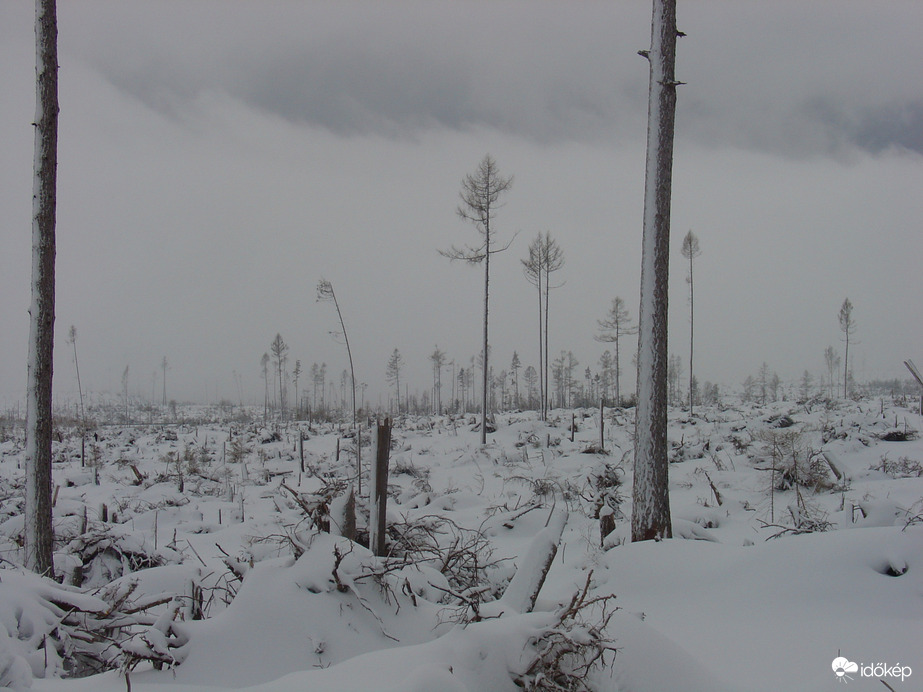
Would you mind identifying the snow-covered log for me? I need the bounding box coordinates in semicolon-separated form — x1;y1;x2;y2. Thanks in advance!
499;509;568;614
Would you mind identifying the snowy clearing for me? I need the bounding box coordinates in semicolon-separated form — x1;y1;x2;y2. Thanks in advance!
1;395;921;691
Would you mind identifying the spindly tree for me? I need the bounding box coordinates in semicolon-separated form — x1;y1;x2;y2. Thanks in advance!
291;360;302;416
680;230;701;413
261;353;270;421
522;232;564;421
633;0;681;542
318;278;358;428
386;349;404;414
67;326;85;424
270;333;288;419
160;356;169;407
441;154;514;443
823;346;840;398
509;351;521;409
429;347;447;413
838;298;856;398
595;296;637;407
24;0;59;577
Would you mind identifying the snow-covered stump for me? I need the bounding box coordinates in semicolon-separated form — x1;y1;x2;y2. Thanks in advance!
599;503;616;547
369;418;392;557
329;483;357;542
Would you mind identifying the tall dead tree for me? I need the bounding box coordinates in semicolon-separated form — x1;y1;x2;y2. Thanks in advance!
25;0;58;577
632;0;681;542
317;279;360;490
441;154;514;444
522;232;564;421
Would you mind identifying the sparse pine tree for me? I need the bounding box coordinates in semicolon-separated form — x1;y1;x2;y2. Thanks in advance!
386;349;404;415
838;298;856;398
522;232;564;421
757;362;772;405
823;346;839;399
292;360;302;417
441;154;514;443
799;370;813;402
596;297;637;407
680;230;701;414
270;334;288;419
510;351;521;409
430;347;447;413
260;353;270;421
523;365;538;409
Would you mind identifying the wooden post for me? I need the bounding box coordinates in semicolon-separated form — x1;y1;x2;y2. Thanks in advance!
369;418;391;557
571;413;576;442
298;432;304;474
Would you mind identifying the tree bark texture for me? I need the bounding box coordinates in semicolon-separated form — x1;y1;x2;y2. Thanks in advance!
481;227;490;444
632;0;678;543
370;419;391;557
25;0;58;577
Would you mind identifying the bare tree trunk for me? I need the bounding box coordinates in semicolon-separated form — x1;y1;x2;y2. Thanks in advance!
481;225;490;444
25;0;58;577
369;419;391;557
536;271;544;420
543;264;550;420
688;252;694;414
843;331;849;399
614;335;621;407
632;0;679;543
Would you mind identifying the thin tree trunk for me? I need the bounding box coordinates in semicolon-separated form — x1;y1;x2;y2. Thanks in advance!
843;333;849;399
536;272;544;420
25;0;58;577
688;252;694;415
481;219;490;444
543;266;550;420
614;334;621;407
632;0;678;543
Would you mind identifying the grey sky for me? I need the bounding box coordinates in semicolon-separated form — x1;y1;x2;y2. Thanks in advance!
1;1;921;408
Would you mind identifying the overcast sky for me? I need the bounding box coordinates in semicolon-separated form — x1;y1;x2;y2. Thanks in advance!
1;1;921;410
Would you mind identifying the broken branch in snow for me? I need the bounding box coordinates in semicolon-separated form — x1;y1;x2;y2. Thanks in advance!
515;570;620;691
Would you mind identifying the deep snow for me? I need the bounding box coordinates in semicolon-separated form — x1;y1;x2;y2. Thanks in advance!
0;395;921;691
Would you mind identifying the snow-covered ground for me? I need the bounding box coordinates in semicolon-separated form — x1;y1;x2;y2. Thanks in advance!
1;395;921;691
